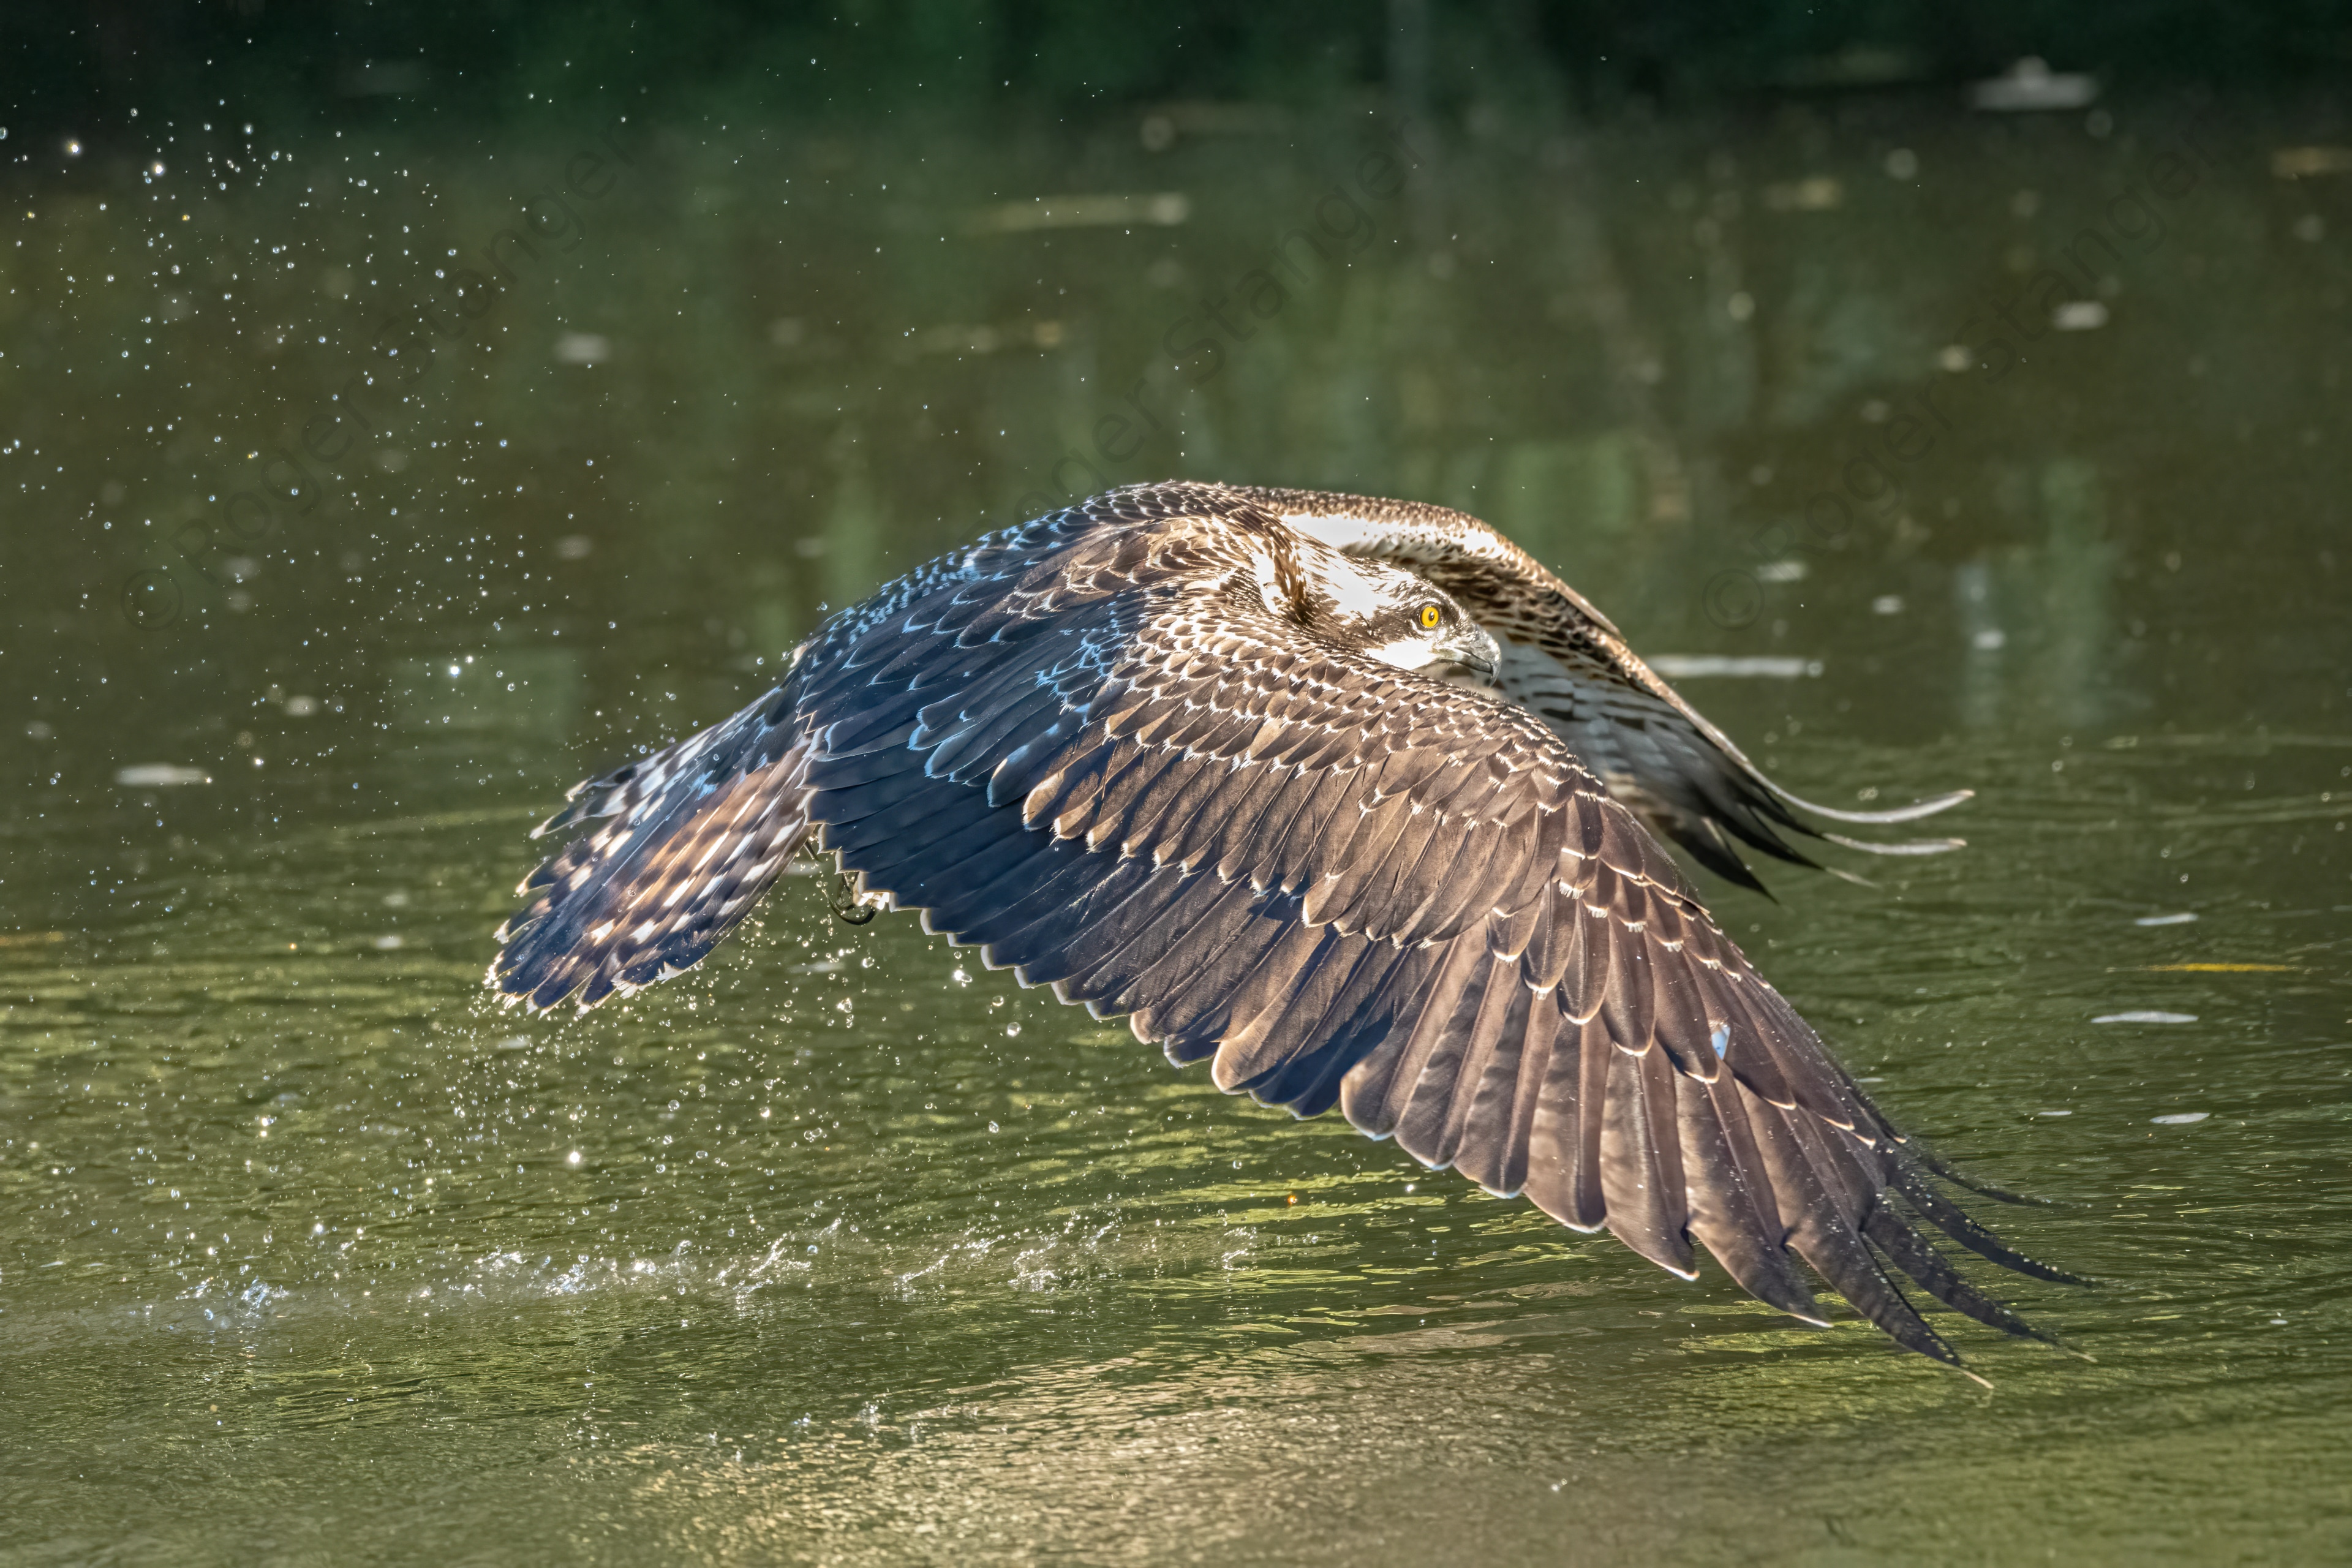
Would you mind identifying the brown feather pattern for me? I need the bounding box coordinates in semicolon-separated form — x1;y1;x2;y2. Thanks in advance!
487;480;2077;1368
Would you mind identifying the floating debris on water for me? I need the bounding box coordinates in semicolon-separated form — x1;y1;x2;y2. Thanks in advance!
555;331;612;365
114;764;211;786
904;319;1068;357
2150;1112;2211;1125
2135;912;2198;926
2144;963;2294;973
1760;176;1842;212
970;192;1189;233
2273;146;2352;179
2094;1011;2198;1023
1969;57;2099;111
1646;655;1823;679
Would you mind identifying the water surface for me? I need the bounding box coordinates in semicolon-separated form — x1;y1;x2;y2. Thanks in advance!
4;89;2350;1564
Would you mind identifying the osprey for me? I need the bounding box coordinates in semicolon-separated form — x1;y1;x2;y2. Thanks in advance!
489;481;2075;1366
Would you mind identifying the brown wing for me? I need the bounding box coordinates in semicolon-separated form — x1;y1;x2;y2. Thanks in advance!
485;492;1141;1010
781;483;2072;1366
487;693;813;1011
1236;486;1971;892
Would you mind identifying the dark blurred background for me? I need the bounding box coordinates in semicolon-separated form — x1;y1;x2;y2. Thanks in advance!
9;1;2352;137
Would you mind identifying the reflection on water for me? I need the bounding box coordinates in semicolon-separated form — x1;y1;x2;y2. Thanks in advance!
4;83;2350;1564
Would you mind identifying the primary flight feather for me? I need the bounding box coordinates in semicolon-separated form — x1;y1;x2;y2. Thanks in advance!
488;481;2075;1367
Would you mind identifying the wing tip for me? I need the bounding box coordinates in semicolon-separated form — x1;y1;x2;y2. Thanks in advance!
484;942;641;1018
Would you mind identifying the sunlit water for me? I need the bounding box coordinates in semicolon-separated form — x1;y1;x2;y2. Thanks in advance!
4;88;2350;1564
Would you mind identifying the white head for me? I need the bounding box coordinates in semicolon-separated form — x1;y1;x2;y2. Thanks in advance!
1287;546;1499;683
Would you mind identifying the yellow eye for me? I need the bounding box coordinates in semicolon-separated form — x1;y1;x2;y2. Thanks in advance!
1418;603;1443;630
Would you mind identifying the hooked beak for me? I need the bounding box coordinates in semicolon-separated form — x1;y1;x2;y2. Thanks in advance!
1425;624;1501;686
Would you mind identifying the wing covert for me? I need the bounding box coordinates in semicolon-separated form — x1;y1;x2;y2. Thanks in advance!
1237;485;1972;892
786;484;2069;1367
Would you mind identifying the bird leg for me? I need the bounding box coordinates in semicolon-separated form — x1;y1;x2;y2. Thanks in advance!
800;837;876;925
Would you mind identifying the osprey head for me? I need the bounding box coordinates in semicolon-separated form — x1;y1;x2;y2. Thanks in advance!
1291;548;1500;685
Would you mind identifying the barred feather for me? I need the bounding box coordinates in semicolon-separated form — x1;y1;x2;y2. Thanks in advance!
487;480;2071;1369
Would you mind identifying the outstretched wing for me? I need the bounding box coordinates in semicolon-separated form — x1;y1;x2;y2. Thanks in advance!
1239;486;1970;892
778;483;2070;1366
486;494;1186;1011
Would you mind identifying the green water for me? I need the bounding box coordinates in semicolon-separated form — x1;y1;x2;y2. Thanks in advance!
4;88;2350;1564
